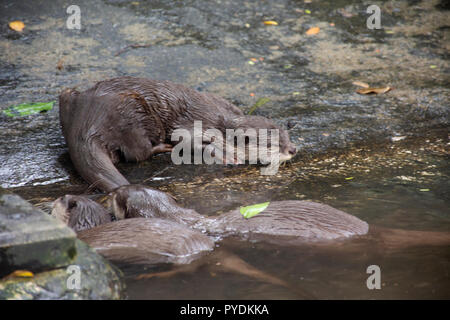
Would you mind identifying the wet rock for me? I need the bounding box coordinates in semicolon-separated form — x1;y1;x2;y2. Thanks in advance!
0;240;125;300
0;188;76;277
0;188;125;299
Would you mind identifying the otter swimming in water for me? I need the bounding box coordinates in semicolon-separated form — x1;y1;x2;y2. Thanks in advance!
109;185;369;243
51;194;302;291
59;77;297;192
52;186;450;296
52;195;215;265
109;185;450;249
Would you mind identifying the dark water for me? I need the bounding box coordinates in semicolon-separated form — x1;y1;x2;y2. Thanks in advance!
118;136;450;300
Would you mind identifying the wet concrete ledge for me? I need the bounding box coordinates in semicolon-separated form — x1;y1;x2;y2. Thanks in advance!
0;188;125;299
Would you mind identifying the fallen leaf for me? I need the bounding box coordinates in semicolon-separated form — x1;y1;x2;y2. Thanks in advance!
9;21;25;32
305;9;311;14
356;87;391;95
250;58;258;62
4;270;34;279
419;189;430;192
240;202;270;219
248;60;255;65
330;22;335;27
3;101;54;117
306;27;320;35
345;177;354;180
245;23;250;28
429;65;437;69
250;93;255;97
264;20;278;26
352;81;370;88
56;58;65;71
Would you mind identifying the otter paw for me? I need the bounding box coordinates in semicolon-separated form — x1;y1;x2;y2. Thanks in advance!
152;143;173;154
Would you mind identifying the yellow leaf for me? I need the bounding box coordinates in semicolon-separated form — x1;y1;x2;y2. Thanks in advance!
356;87;392;95
306;27;320;35
7;270;34;278
264;20;278;26
9;21;25;32
345;177;354;180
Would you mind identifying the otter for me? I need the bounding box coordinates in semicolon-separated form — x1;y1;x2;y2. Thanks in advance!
109;185;450;249
59;77;297;192
52;186;450;297
52;195;215;265
109;185;369;243
51;194;112;232
51;194;305;292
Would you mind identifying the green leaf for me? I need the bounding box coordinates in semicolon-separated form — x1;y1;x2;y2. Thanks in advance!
248;97;270;115
3;101;54;117
240;202;270;219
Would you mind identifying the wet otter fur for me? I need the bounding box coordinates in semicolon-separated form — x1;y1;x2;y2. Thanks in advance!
59;77;297;192
110;185;450;249
52;195;215;265
51;194;302;292
110;185;369;243
51;194;111;232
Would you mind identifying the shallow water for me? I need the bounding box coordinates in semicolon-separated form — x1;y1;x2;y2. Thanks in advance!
119;135;450;300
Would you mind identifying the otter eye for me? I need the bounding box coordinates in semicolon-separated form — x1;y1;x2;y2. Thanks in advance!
68;200;77;210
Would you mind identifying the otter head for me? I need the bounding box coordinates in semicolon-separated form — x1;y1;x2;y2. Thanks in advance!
108;185;179;220
206;115;296;165
51;195;111;232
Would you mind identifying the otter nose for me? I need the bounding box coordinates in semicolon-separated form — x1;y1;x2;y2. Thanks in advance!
288;146;296;155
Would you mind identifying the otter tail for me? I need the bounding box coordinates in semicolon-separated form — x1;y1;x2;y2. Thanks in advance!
59;88;130;192
70;138;130;193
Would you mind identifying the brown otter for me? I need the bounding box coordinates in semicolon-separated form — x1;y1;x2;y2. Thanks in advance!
51;194;303;292
110;185;450;249
109;185;369;243
51;194;112;232
52;195;215;265
59;77;297;192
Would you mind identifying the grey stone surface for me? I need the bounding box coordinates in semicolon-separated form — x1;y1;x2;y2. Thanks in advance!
0;189;125;299
0;240;125;300
0;188;77;276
